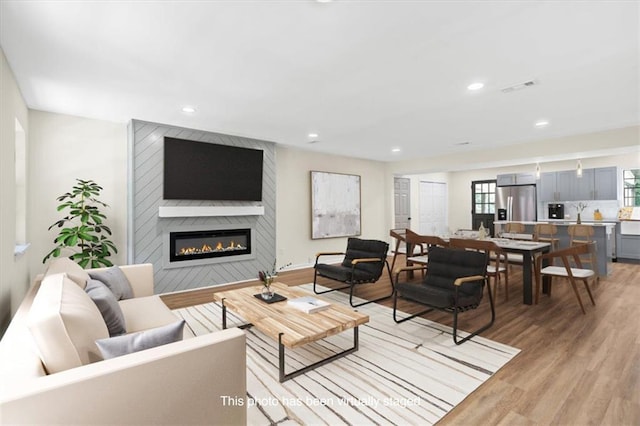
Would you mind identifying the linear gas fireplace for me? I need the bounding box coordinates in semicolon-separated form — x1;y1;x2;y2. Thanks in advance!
169;228;251;263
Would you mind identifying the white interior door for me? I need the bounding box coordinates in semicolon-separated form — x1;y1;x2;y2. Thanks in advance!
419;181;448;235
394;177;411;229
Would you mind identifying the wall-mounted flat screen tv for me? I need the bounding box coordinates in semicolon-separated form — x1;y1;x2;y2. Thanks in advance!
163;137;263;201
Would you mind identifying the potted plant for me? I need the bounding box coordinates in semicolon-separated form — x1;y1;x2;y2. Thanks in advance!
43;179;118;268
258;261;292;300
573;202;588;224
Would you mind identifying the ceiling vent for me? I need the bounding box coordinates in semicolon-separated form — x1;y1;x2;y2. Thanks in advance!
501;80;539;93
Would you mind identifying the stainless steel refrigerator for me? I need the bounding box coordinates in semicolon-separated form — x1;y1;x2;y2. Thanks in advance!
495;185;537;222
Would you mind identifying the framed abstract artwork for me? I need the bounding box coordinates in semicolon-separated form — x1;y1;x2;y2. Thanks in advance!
310;171;361;239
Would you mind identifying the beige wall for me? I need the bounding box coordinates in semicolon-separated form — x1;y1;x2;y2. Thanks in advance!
0;48;30;333
276;146;390;268
28;111;128;277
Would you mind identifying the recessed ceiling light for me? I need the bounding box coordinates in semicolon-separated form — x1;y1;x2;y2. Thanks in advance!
535;120;549;127
181;106;196;113
391;148;401;153
467;82;484;91
308;133;319;138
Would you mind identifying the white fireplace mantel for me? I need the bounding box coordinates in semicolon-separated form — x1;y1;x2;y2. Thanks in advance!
158;205;264;218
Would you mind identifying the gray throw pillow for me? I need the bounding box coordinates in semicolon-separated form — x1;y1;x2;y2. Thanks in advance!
89;266;134;300
85;279;127;337
95;320;185;360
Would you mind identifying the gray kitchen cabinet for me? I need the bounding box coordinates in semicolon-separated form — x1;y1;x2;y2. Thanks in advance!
497;173;536;186
574;168;595;200
572;166;617;201
616;221;640;260
496;174;516;186
594;166;617;200
539;170;577;201
539;172;558;201
617;234;640;260
557;170;575;200
537;167;617;202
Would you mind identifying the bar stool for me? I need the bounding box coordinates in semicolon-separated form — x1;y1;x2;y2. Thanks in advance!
568;224;599;279
534;223;560;251
504;222;525;234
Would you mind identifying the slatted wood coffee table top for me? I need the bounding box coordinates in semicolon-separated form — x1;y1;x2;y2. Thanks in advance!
213;282;369;349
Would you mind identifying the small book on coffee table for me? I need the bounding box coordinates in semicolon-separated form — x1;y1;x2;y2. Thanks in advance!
287;296;330;314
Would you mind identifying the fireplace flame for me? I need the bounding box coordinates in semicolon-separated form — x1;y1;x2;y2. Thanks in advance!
178;240;246;256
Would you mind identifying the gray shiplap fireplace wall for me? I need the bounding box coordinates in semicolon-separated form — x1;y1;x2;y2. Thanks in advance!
128;120;276;294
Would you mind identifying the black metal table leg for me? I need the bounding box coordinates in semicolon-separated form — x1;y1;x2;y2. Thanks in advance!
522;252;533;305
278;327;360;383
221;298;227;330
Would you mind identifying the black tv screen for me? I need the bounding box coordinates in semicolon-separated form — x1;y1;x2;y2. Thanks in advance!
163;137;263;201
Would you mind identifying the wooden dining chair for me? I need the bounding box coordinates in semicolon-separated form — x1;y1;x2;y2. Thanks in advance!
568;224;598;278
534;242;596;314
449;238;509;301
499;222;533;270
389;228;407;273
403;229;448;278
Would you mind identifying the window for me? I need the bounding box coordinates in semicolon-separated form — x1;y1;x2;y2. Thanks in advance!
473;181;496;214
14;118;29;258
623;169;640;206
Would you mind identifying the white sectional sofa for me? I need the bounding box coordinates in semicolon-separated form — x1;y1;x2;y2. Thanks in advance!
0;259;247;425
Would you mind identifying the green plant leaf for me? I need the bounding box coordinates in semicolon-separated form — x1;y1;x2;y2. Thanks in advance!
61;235;76;246
45;179;117;268
48;220;66;230
96;258;113;267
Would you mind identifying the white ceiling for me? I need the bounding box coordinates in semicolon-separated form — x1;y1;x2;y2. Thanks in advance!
1;1;638;162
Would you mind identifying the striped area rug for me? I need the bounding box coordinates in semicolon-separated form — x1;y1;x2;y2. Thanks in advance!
174;284;520;425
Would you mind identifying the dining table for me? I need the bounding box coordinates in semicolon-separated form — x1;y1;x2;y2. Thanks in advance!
406;237;551;305
490;238;551;305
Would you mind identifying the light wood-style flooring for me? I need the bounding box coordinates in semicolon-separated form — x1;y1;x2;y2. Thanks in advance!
162;257;640;425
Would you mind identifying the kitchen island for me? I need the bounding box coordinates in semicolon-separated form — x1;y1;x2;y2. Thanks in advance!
494;221;615;277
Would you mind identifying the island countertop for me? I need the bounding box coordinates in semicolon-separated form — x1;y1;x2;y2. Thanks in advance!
493;220;616;227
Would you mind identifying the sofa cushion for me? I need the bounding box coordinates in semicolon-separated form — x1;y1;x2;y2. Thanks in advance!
45;257;90;289
85;279;127;337
95;320;185;359
89;266;134;300
119;295;182;333
28;273;109;374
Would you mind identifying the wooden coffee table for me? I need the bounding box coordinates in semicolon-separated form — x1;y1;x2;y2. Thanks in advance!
213;282;369;382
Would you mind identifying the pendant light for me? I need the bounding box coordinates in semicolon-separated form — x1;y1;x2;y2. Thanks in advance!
535;163;541;180
576;160;583;178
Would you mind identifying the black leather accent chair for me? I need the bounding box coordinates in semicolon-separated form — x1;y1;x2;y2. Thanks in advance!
393;246;495;345
313;237;393;307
